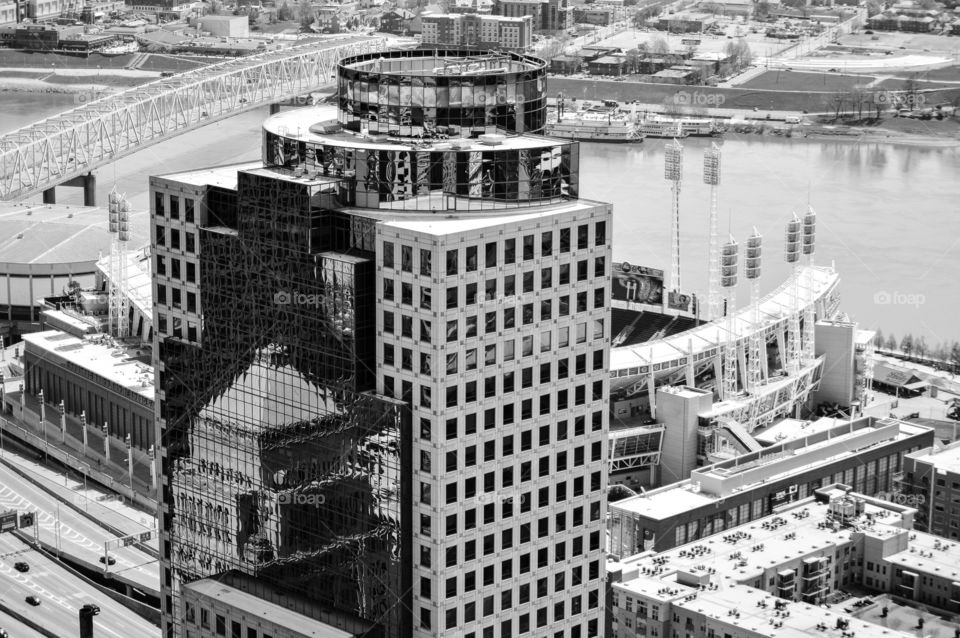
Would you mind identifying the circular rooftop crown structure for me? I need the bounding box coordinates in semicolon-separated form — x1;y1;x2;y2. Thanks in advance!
337;49;548;137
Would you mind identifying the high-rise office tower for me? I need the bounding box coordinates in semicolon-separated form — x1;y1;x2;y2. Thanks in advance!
153;49;610;638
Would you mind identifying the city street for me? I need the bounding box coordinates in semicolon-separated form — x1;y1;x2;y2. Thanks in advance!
0;534;158;638
0;460;159;597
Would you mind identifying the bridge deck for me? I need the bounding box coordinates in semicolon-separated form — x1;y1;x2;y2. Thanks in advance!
0;36;386;202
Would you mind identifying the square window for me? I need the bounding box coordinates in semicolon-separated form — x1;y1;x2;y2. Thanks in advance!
577;224;588;249
541;231;553;257
596;220;606;245
485;241;498;268
447;249;458;275
523;235;534;260
541;267;552;289
383;241;394;269
420;248;432;276
466;245;478;271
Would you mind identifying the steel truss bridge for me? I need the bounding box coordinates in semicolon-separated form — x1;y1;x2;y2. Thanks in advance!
0;36;386;202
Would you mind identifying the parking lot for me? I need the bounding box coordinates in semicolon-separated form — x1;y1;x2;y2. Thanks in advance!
591;25;799;59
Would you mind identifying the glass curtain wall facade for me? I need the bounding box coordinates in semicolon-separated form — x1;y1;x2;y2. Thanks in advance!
156;47;608;638
338;50;547;136
155;170;411;638
262;137;579;212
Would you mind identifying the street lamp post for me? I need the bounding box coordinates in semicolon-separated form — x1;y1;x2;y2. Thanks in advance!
39;389;46;461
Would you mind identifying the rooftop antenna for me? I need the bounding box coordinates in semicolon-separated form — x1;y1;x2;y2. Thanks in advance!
745;228;765;397
719;234;739;401
664;139;683;296
703;143;722;322
784;213;802;376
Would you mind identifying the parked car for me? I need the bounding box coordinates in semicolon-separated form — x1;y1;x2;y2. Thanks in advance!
25;595;41;606
14;561;28;573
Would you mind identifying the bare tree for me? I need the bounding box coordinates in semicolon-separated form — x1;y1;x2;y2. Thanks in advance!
885;333;898;351
298;0;314;28
901;334;914;359
649;35;670;55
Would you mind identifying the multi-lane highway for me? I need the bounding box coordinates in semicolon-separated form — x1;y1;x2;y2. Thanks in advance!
0;608;46;638
0;461;159;598
0;534;158;638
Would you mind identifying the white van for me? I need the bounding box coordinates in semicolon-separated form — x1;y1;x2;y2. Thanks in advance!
785;115;801;124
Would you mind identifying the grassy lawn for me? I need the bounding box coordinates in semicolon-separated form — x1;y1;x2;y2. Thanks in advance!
0;69;50;79
915;65;960;82
137;54;209;73
875;77;958;91
45;74;155;88
548;77;960;113
739;70;876;91
550;77;835;112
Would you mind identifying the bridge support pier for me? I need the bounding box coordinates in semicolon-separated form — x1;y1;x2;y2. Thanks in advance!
60;173;97;206
269;103;281;115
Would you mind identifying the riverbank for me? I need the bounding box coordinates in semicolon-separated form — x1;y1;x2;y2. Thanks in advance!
0;67;159;96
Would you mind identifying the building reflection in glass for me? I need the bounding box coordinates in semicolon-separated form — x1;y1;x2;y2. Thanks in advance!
160;170;409;638
337;49;547;136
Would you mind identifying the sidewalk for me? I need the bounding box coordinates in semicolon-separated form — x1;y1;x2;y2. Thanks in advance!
0;446;158;548
1;388;157;514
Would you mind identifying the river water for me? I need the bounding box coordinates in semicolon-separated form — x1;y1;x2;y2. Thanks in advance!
3;94;959;344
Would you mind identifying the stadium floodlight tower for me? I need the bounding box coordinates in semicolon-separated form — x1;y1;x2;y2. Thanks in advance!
719;235;739;401
801;207;817;364
703;144;722;322
745;228;765;394
107;187;131;339
665;139;684;295
784;213;803;376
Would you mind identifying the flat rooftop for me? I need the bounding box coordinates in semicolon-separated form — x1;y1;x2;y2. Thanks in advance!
885;529;960;580
906;439;960;472
183;578;356;638
753;416;848;446
153;160;261;190
0;202;149;271
672;585;913;638
22;331;154;401
612;495;917;638
611;489;960;638
346;197;610;237
263;106;569;152
611;418;930;520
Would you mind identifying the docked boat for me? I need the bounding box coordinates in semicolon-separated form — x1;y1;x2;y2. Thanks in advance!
637;115;720;139
546;111;642;143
